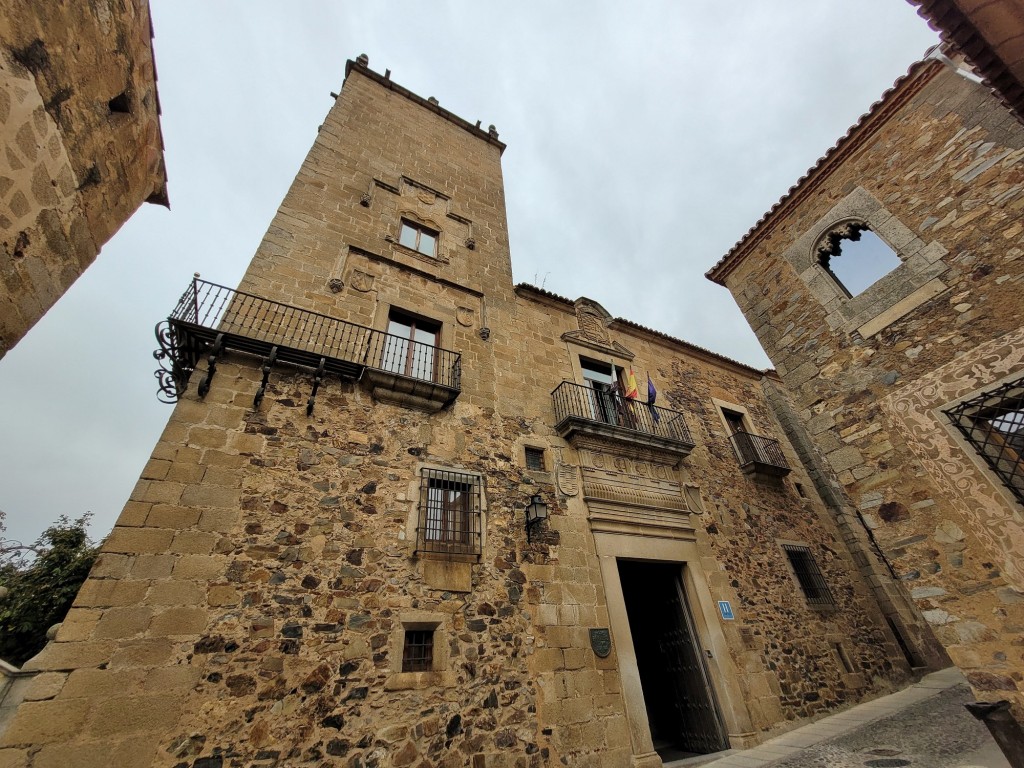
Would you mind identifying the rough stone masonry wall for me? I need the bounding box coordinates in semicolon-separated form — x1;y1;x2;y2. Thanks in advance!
0;302;917;768
647;347;909;723
503;293;917;741
0;361;550;768
0;0;166;359
722;63;1024;710
0;59;927;767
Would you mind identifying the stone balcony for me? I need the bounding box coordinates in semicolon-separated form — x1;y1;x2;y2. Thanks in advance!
154;277;460;412
551;380;695;460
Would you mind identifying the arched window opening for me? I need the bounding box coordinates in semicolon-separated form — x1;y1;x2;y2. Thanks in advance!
816;223;902;297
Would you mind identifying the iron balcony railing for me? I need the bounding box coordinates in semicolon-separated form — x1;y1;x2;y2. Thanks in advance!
729;430;790;474
551;380;694;446
154;277;461;403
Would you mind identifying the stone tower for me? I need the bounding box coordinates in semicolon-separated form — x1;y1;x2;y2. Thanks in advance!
2;57;935;768
708;53;1024;721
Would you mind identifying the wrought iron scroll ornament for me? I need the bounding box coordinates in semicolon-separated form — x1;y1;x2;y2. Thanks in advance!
153;321;193;404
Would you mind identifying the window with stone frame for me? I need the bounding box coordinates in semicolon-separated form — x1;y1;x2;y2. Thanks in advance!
945;375;1024;506
782;543;836;607
524;446;546;472
398;218;439;258
417;468;483;557
773;187;949;340
401;628;435;672
815;221;903;298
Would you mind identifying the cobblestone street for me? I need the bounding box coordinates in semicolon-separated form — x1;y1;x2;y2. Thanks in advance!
764;684;1008;768
690;669;1012;768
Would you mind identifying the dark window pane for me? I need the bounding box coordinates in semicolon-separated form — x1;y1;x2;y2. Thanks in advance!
418;470;481;556
783;544;835;606
722;409;745;435
525;447;545;471
402;629;434;672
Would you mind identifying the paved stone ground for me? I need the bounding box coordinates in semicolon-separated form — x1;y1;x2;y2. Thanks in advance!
763;684;1008;768
680;669;1011;768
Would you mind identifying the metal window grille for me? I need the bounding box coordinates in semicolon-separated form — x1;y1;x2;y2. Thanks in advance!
525;447;545;471
944;376;1024;506
782;544;835;607
417;469;482;557
401;629;434;672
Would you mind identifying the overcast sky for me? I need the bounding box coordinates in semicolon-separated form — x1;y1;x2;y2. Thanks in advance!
0;2;938;546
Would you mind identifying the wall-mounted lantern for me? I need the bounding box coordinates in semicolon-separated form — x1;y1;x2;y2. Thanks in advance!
525;494;548;542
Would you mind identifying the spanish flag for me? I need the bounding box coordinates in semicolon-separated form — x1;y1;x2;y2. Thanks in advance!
624;367;639;399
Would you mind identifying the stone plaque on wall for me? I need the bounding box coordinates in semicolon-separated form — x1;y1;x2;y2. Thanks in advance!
589;628;612;658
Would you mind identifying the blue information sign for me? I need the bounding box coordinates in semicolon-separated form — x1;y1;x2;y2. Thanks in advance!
718;600;735;620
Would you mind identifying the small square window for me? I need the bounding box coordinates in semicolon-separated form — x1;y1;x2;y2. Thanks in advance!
525;447;545;472
399;219;438;258
782;544;835;607
402;629;434;672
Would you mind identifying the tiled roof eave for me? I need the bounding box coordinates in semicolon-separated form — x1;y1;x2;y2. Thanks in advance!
705;57;945;286
911;0;1024;124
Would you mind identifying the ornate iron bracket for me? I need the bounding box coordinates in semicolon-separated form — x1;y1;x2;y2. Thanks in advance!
152;321;194;403
307;357;326;416
254;346;278;409
198;333;225;399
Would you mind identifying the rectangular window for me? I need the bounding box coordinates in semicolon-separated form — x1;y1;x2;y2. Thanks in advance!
381;310;440;382
782;544;835;607
399;219;438;258
525;446;545;472
402;629;434;672
945;376;1024;505
721;407;747;436
418;469;482;557
580;358;618;425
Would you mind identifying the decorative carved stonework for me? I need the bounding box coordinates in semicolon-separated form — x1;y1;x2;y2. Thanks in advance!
577;447;687;514
576;306;610;344
456;307;475;327
684;484;705;514
328;278;344;293
556;460;580;497
350;270;374;292
882;327;1024;589
571;297;616;346
815;220;869;266
560;331;634;361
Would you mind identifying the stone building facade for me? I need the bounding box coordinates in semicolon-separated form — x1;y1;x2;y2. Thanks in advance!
0;0;167;360
0;58;940;768
708;52;1024;718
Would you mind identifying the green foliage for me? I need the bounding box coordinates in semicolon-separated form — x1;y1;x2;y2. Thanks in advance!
0;515;97;666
